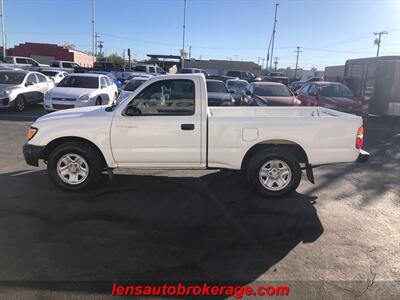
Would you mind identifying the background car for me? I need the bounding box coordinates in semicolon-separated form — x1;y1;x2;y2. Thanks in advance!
43;73;118;111
206;79;235;106
180;68;208;76
40;69;69;84
117;77;149;104
225;79;248;105
206;75;236;83
0;70;55;112
225;70;255;82
262;72;289;85
245;82;301;106
296;81;368;120
289;80;305;91
88;71;122;90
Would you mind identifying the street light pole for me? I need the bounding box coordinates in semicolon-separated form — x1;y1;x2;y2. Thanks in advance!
0;0;6;58
92;0;96;65
181;0;187;69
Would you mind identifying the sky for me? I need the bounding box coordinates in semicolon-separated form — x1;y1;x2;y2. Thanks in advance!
3;0;400;70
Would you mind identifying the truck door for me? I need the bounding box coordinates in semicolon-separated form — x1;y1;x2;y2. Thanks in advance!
110;78;203;168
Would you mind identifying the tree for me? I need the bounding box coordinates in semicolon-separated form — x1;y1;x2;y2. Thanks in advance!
96;53;125;66
63;44;76;50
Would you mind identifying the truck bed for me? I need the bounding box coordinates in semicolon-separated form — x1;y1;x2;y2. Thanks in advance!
208;106;359;118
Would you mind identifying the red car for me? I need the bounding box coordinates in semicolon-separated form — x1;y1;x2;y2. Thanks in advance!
296;82;368;120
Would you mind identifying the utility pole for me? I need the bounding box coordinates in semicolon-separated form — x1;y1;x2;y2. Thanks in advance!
181;0;187;69
273;57;279;71
294;46;302;80
374;31;388;57
269;3;279;70
97;40;104;56
0;0;5;58
94;32;100;56
189;45;191;59
91;0;96;65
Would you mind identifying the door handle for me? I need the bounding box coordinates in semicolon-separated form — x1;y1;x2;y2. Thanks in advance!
181;124;194;130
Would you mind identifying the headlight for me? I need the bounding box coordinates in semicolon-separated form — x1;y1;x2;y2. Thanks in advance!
293;98;301;106
324;103;337;109
27;127;38;140
0;90;11;96
79;94;90;101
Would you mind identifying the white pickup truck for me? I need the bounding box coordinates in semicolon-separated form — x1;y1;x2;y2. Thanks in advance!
23;74;368;197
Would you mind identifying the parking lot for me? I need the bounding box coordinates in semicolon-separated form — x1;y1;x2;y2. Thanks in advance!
0;105;399;299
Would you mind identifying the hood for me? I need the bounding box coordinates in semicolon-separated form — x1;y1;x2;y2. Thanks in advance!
0;83;20;90
36;106;108;124
322;96;362;108
48;87;95;99
258;95;296;106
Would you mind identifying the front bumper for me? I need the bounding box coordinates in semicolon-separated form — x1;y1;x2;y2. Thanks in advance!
357;149;370;162
23;143;45;167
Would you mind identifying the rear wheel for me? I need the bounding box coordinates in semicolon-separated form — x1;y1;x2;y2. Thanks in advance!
14;95;26;112
47;142;103;191
246;149;301;197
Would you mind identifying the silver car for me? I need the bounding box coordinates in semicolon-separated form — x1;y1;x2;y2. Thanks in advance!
0;70;55;112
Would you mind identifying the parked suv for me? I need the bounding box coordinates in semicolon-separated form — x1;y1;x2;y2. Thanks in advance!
1;56;47;71
50;61;81;73
225;70;255;82
0;70;55;111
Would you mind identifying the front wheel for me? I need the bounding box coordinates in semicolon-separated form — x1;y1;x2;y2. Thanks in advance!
246;149;301;198
47;142;103;191
14;95;26;112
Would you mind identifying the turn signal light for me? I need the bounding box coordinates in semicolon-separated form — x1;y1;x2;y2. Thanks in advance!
356;127;364;149
27;127;38;140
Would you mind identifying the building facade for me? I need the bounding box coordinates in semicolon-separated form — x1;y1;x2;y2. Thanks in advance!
8;42;94;67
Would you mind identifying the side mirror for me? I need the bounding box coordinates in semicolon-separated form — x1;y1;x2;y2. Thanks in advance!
125;106;142;116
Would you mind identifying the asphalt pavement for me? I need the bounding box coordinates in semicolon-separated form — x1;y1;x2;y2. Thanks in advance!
0;104;399;299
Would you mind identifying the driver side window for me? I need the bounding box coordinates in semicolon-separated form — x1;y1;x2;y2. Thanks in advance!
26;74;38;85
127;79;195;116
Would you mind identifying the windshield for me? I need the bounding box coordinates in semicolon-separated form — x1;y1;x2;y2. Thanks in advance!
320;84;354;97
254;85;292;97
227;81;247;89
133;66;147;72
206;81;228;93
124;79;146;91
0;72;26;84
57;76;99;89
40;71;58;76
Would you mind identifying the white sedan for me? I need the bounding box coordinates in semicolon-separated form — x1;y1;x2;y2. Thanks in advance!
44;73;118;111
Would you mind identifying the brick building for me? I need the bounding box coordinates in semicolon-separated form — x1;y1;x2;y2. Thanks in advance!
8;42;93;67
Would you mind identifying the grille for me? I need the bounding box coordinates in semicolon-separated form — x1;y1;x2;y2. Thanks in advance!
53;104;74;110
52;97;76;101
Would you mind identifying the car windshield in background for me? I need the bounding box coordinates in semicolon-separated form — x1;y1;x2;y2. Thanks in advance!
0;72;26;84
227;81;247;89
124;80;146;91
57;76;99;89
180;69;193;73
41;71;58;76
254;85;292;97
206;81;228;93
320;84;354;98
133;66;147;72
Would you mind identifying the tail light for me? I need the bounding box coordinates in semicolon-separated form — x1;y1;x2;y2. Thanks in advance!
356;127;364;149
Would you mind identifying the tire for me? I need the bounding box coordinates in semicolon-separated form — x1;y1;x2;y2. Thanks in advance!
246;149;301;198
95;97;102;105
14;95;26;112
47;142;103;191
